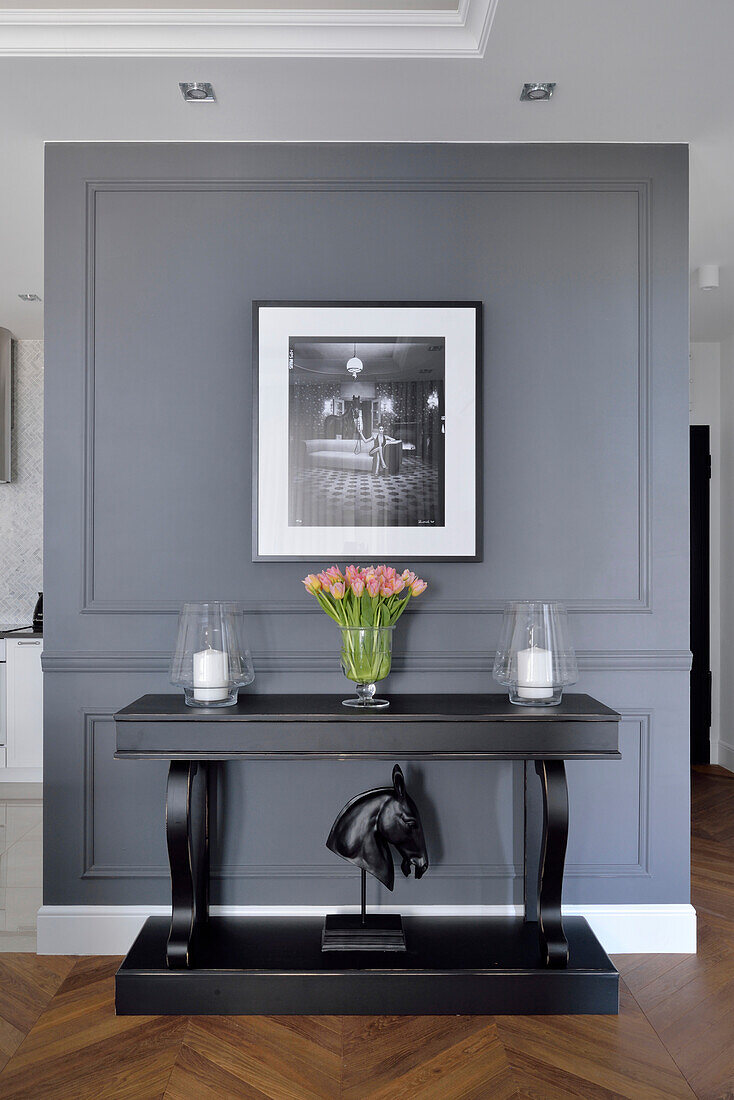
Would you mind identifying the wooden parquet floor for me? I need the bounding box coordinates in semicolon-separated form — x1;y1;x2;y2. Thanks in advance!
0;766;732;1099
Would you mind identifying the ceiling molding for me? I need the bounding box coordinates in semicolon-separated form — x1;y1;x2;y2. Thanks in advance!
0;0;498;57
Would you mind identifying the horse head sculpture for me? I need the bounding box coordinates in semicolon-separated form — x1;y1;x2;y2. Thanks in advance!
326;765;429;890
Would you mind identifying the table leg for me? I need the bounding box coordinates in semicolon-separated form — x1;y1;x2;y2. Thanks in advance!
534;760;569;968
166;760;209;969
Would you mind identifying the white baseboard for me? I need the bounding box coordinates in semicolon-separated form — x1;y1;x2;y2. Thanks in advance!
716;739;734;773
37;903;697;957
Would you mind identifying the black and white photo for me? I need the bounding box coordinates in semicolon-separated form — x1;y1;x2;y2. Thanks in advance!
288;337;445;530
254;302;480;560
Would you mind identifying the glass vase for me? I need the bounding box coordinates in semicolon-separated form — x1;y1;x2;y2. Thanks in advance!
170;601;255;708
493;600;578;706
339;626;394;708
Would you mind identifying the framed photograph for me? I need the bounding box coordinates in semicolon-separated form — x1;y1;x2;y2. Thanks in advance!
253;301;482;561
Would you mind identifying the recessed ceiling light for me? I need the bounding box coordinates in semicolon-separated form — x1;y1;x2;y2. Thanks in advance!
520;82;556;101
17;293;41;302
179;82;216;103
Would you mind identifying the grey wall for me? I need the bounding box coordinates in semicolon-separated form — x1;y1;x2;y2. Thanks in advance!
43;143;690;909
0;339;43;626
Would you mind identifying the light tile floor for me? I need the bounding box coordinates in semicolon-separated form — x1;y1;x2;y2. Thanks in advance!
0;783;42;951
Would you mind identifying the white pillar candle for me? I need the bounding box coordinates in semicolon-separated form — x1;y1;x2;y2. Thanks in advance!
516;645;554;700
193;647;229;702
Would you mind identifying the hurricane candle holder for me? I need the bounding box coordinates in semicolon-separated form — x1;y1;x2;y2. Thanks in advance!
493;600;578;706
170;601;254;708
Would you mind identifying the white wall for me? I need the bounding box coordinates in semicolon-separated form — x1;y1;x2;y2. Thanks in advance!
690;343;721;764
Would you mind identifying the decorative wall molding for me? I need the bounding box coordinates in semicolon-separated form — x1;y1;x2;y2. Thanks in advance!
44;649;693;674
566;710;651;879
81;710;652;882
0;0;498;58
80;177;652;616
37;902;698;956
82;860;524;882
84;709;524;883
83;712;111;883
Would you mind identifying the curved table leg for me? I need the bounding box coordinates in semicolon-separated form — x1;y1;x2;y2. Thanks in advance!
534;760;569;968
166;761;209;969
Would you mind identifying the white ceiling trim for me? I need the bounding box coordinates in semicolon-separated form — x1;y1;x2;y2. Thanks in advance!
0;0;498;56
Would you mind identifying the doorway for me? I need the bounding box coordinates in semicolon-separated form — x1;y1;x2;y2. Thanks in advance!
690;425;712;764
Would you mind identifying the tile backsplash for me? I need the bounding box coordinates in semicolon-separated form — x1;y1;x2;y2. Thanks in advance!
0;340;43;625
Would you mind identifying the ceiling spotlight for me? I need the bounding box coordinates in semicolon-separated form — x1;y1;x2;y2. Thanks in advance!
17;293;41;302
520;82;556;101
179;82;215;103
698;264;720;290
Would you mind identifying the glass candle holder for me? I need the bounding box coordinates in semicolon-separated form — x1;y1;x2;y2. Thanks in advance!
170;601;254;708
493;601;578;706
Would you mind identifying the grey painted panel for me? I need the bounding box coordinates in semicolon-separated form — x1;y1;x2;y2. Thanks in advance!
85;715;169;878
44;143;690;908
43;672;685;907
566;716;647;876
90;187;640;607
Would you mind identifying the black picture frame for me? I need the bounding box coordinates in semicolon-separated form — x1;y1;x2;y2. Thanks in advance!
252;300;482;563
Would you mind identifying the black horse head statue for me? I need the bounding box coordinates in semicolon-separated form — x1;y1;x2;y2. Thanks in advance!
326;765;429;890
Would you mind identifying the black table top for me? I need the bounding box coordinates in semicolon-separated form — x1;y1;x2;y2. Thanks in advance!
114;693;620;761
116;693;619;723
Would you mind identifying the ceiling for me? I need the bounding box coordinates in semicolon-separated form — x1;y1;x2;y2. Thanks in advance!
1;0;732;341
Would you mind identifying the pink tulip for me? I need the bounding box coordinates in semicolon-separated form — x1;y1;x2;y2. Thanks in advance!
345;565;360;583
402;570;417;586
330;581;345;599
325;565;343;580
366;577;380;597
302;574;321;593
410;578;427;596
351;577;365;597
392;576;406;594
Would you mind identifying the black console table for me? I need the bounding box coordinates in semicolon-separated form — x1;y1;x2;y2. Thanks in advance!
114;692;621;1016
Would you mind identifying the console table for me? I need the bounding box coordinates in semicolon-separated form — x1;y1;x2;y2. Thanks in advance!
114;692;621;1016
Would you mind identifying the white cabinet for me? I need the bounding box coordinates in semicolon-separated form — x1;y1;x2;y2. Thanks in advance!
0;655;6;767
5;637;43;774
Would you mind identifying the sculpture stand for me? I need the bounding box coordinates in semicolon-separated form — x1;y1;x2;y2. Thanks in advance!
322;870;406;952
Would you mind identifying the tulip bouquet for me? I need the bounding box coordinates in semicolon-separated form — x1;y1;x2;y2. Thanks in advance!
302;565;428;707
302;564;427;627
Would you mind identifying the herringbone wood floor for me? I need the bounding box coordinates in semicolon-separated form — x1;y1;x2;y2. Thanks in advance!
0;766;731;1099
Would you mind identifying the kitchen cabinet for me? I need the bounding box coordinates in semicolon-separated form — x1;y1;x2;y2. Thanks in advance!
0;636;43;778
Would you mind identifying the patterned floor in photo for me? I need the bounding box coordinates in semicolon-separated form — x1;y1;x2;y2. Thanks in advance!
290;455;443;528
